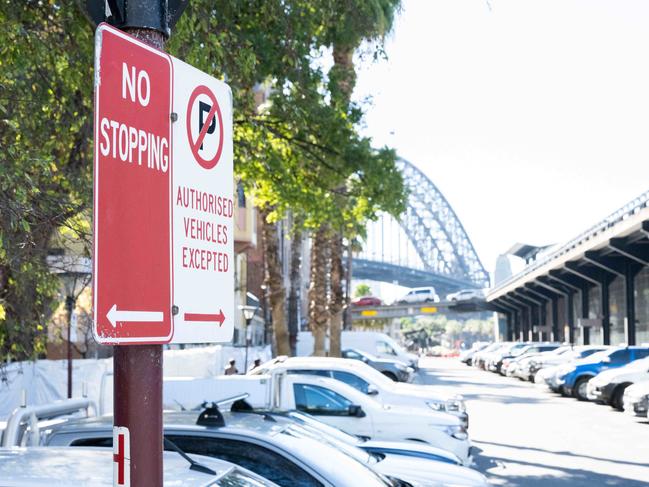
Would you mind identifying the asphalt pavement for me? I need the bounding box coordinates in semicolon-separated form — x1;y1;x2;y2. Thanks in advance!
415;357;649;486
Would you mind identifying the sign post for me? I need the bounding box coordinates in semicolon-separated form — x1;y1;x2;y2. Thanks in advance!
94;23;170;487
93;10;233;487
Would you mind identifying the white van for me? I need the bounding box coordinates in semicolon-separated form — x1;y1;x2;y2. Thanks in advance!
397;286;440;304
296;331;419;369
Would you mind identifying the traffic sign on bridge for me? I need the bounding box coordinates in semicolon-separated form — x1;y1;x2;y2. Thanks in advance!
93;24;233;345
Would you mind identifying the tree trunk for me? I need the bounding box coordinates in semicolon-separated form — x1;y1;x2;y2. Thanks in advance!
328;233;344;357
260;207;290;356
308;226;329;356
287;221;303;356
330;43;356;106
343;239;353;330
325;42;356;356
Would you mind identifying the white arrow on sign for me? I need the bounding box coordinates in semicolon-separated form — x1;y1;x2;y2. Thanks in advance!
107;304;164;328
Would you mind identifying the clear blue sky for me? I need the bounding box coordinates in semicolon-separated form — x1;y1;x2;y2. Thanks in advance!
354;0;649;276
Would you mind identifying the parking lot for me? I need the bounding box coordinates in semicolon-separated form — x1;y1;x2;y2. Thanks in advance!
416;357;649;486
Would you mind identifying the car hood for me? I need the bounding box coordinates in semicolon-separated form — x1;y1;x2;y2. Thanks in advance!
363;440;461;464
595;368;649;386
624;380;649;397
392;383;457;401
381;405;461;426
375;455;488;487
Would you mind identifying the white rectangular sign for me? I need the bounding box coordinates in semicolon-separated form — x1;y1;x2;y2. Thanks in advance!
170;57;234;343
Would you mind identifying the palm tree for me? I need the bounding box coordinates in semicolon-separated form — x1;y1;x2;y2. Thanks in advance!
308;0;402;357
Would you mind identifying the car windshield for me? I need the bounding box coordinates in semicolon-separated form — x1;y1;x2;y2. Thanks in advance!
272;428;390;486
510;344;530;356
283;424;376;465
217;468;275;487
583;349;617;362
287;411;363;445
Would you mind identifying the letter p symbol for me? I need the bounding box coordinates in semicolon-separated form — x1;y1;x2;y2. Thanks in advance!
198;101;216;150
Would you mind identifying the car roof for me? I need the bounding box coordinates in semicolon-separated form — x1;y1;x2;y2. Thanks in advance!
264;355;370;370
47;410;289;438
0;446;236;486
45;411;387;487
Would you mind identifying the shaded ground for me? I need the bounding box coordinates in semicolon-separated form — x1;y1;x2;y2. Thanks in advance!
415;357;649;486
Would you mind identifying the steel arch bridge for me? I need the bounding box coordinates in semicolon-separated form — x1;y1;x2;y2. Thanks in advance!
354;158;490;295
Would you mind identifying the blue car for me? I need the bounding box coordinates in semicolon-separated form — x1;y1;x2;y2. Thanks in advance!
555;346;649;400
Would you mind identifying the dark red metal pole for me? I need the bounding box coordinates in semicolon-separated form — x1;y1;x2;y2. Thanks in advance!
66;295;74;399
113;26;165;487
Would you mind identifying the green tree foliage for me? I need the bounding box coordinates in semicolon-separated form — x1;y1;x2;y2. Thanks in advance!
353;284;372;297
0;1;407;360
0;2;93;359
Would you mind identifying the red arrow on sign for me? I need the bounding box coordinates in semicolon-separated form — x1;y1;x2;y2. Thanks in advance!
184;310;225;326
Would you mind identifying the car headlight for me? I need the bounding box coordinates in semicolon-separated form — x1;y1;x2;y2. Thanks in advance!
442;424;468;440
395;363;407;372
446;398;466;412
406;366;414;374
638;395;649;412
427;400;446;411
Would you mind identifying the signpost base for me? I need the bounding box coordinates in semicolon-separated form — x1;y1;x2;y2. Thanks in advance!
113;345;163;486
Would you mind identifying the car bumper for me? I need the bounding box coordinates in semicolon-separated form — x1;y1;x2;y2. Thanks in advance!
624;397;648;417
397;369;414;382
587;382;615;403
450;411;469;429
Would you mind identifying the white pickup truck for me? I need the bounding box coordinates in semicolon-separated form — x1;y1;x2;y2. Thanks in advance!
164;372;471;465
251;356;468;426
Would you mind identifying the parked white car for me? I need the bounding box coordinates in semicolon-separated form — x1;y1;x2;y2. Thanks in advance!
623;380;649;417
0;447;279;487
164;374;471;465
279;374;471;465
249;356;468;426
296;331;419;369
587;356;649;409
397;286;440;304
446;289;485;302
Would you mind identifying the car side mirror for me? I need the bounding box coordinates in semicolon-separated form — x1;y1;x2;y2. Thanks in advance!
361;357;369;363
348;405;366;417
366;385;379;396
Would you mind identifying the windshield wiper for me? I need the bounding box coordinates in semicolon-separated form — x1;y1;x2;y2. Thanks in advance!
164;437;217;475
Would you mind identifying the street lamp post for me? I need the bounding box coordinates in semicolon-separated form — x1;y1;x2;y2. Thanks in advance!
239;305;258;373
47;254;91;398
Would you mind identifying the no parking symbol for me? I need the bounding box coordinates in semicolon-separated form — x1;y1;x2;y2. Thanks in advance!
186;85;224;170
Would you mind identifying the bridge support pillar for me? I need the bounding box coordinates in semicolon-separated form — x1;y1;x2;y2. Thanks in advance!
581;285;590;345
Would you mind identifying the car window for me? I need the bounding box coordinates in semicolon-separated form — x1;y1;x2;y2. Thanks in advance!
168;435;323;487
376;341;396;355
343;350;363;360
633;349;649;359
332;371;370;394
416;289;429;294
609;349;631;364
286;369;331;377
293;383;353;416
69;437;113;447
581;348;604;358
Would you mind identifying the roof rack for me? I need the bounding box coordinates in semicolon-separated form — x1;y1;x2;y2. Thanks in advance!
2;398;97;447
196;393;250;427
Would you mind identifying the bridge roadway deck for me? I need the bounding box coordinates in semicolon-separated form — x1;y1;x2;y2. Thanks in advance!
415;357;649;486
349;300;496;320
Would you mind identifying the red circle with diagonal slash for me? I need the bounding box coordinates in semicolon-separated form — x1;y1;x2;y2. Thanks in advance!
186;85;224;170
